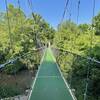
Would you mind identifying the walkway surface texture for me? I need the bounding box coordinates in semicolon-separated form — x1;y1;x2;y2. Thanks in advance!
29;48;75;100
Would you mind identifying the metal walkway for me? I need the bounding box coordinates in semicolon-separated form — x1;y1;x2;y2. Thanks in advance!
29;48;75;100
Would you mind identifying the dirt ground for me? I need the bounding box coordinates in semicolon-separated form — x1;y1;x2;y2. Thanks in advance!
0;70;36;99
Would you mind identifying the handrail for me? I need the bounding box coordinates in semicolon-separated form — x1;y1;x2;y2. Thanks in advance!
52;46;100;64
0;47;45;69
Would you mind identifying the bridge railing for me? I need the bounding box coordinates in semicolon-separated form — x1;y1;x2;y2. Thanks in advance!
0;47;45;99
52;47;100;100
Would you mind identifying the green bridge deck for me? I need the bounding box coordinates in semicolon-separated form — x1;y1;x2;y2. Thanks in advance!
29;48;75;100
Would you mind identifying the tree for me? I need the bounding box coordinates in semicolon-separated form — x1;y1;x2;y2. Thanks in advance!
0;4;55;72
78;24;90;34
54;19;100;100
93;12;100;35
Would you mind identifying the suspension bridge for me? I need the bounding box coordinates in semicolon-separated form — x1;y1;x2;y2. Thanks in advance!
28;48;75;100
0;0;100;100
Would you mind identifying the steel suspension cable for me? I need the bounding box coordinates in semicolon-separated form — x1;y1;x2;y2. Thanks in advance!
27;0;34;13
73;0;81;53
5;0;13;51
17;0;21;13
66;0;73;88
27;0;40;47
27;0;35;21
68;0;72;22
90;0;96;53
67;0;81;92
27;0;45;48
60;0;75;89
84;0;96;100
69;13;71;22
77;0;80;24
60;0;70;24
53;46;100;64
17;0;24;26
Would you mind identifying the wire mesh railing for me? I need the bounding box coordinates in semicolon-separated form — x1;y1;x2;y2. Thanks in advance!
52;47;100;100
0;47;45;99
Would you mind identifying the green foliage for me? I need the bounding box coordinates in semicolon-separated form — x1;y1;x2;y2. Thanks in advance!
93;12;100;35
0;85;22;99
0;4;55;71
0;3;100;100
0;4;54;98
4;60;25;74
54;17;100;99
79;24;90;34
54;21;80;51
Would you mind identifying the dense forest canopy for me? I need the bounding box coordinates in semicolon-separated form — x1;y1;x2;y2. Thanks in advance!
0;4;100;100
0;4;55;63
53;11;100;100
